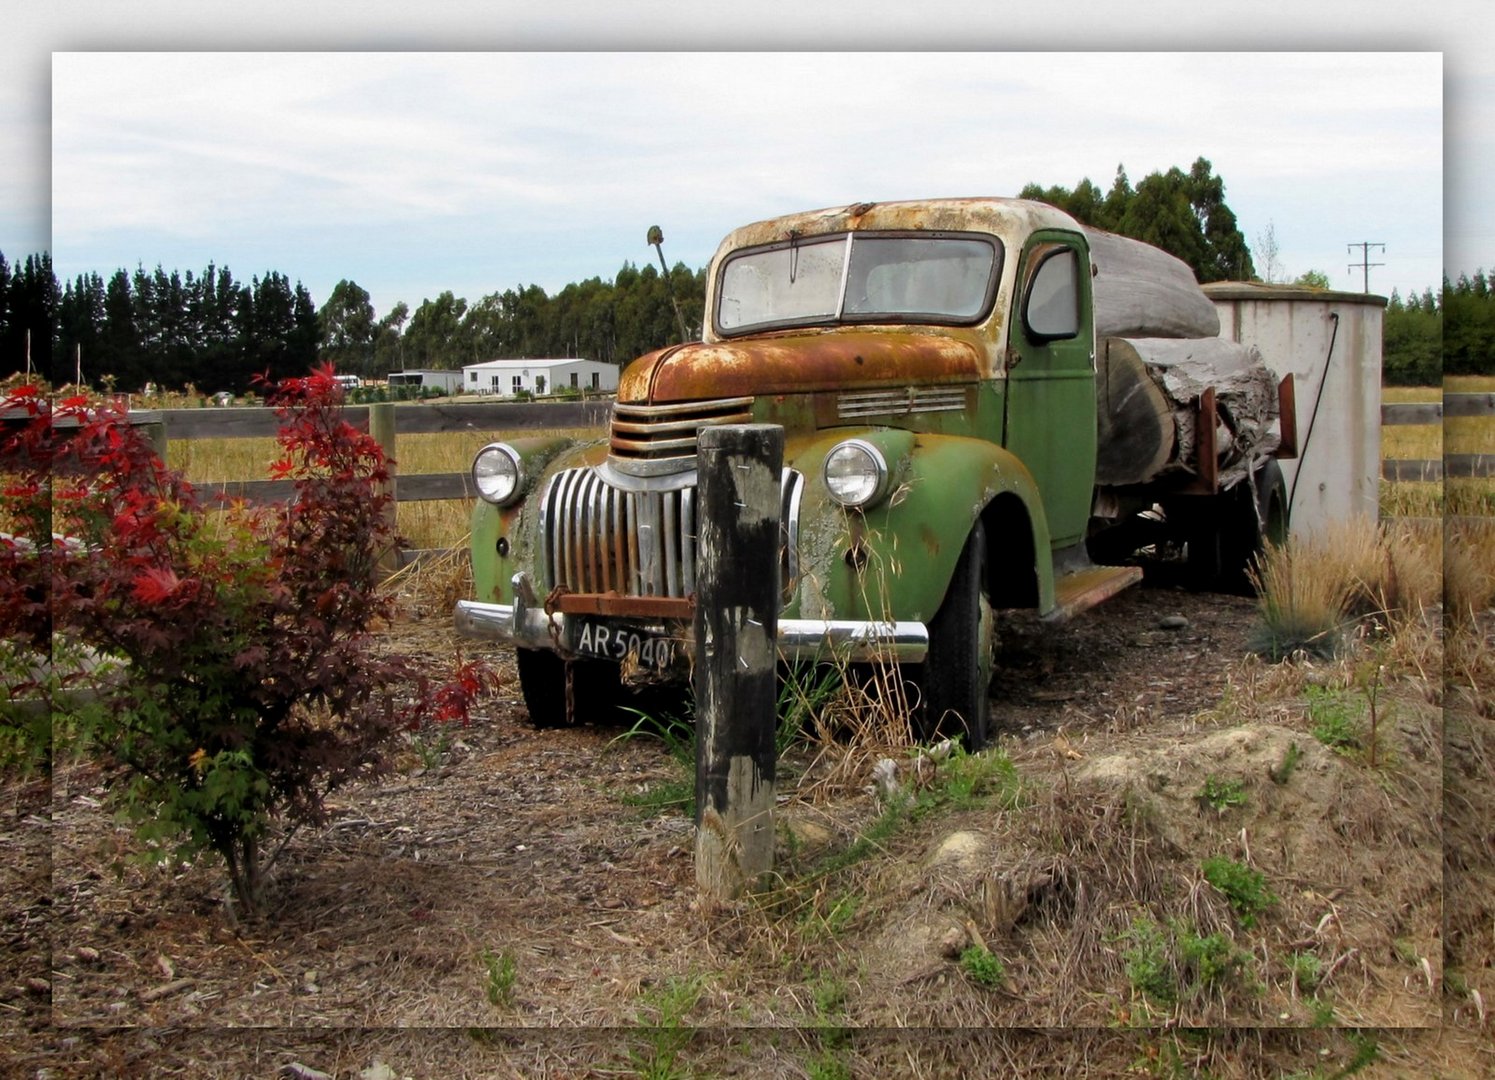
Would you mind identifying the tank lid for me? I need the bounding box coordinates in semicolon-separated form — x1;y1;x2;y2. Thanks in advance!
1202;281;1387;307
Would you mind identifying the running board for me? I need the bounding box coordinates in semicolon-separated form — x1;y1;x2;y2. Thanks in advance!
1044;564;1144;623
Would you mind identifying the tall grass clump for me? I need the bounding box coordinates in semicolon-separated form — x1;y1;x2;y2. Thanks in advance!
1247;517;1443;663
1247;521;1378;660
1446;518;1495;696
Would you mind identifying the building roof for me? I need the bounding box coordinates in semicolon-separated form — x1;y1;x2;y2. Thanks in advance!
463;358;601;371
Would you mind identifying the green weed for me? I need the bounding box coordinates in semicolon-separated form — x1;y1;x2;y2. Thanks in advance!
1201;857;1277;928
1197;774;1248;812
613;709;697;818
959;944;1006;989
1305;686;1360;755
1268;741;1303;785
628;975;704;1080
1288;951;1323;994
1177;928;1247;992
1122;916;1176;1005
480;948;517;1008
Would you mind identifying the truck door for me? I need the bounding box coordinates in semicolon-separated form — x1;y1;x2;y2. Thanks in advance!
1001;231;1097;550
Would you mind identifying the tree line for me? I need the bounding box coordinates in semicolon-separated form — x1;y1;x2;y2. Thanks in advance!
0;156;1485;392
0;248;703;393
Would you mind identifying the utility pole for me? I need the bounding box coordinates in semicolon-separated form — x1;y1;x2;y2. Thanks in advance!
1347;242;1385;294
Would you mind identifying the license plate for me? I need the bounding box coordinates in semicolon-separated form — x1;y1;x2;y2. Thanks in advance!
571;621;679;671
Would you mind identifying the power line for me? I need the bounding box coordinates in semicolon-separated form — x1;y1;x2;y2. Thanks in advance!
1347;242;1385;294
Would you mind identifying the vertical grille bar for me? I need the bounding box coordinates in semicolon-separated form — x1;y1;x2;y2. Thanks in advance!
540;466;797;601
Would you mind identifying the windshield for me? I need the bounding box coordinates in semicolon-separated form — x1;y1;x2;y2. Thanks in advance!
715;231;1001;336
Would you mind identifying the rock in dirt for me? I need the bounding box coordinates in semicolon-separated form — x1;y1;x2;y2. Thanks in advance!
1158;615;1190;631
282;1065;332;1080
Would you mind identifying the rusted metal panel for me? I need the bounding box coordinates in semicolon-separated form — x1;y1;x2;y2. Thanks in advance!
552;592;694;618
621;331;987;404
1275;374;1299;460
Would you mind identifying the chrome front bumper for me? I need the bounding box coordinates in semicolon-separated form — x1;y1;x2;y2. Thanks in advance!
454;573;929;664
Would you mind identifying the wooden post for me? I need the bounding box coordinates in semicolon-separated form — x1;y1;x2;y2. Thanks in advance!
694;424;782;900
368;402;399;573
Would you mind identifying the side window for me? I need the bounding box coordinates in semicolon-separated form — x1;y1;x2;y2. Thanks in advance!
1022;245;1080;341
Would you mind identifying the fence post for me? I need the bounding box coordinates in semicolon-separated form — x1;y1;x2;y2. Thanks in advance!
368;402;399;572
694;423;783;901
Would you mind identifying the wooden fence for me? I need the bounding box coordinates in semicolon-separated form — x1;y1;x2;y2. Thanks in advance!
132;399;611;506
1382;393;1495;482
130;391;1488;499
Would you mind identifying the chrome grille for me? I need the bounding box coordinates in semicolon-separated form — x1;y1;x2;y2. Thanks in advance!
541;466;804;601
609;397;755;476
542;468;698;598
837;386;966;419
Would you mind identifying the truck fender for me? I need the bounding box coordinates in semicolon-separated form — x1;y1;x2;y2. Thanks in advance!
788;431;1055;623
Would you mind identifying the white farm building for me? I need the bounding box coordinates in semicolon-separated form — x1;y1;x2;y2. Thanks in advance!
461;358;617;398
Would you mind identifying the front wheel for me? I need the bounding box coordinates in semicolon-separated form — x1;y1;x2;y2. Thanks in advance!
914;521;994;750
515;648;690;731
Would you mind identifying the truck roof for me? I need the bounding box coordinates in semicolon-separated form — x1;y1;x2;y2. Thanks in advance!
709;197;1083;261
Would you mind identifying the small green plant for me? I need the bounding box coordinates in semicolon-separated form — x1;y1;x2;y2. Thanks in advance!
1337;1033;1380;1077
1178;928;1247;992
1122;916;1176;1005
480;948;517;1007
628;975;703;1080
613;708;697;818
1201;856;1277;928
409;726;450;771
1306;686;1361;755
959;944;1006;989
1289;951;1323;994
810;972;849;1017
1308;994;1337;1027
1197;774;1248;812
1268;741;1303;785
777;661;844;755
823;892;860;937
812;745;1022;878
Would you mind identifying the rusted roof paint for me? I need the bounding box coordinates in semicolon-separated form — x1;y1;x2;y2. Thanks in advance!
711;198;1077;253
617;330;988;404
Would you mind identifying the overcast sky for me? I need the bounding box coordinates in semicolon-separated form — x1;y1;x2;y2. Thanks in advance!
9;6;1489;326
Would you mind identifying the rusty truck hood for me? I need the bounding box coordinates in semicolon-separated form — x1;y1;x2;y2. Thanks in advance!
618;329;989;404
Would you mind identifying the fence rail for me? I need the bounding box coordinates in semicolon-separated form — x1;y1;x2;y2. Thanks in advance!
132;399;610;505
47;389;1479;501
1381;392;1492;481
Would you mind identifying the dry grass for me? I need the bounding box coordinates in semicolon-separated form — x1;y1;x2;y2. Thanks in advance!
1248;515;1444;661
165;424;596;551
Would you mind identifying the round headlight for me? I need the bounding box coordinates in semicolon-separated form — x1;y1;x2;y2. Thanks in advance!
823;439;889;508
473;443;524;506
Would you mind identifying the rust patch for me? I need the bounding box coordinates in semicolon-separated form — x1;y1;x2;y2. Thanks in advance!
636;331;985;403
552;593;695;619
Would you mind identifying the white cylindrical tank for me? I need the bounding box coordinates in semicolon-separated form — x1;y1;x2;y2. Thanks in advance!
1203;283;1386;537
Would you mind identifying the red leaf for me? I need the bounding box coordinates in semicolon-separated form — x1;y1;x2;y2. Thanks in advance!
131;566;183;605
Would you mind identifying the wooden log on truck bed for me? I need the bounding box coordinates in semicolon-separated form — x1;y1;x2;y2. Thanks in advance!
1098;336;1282;489
1084;228;1221;340
1095;338;1176;486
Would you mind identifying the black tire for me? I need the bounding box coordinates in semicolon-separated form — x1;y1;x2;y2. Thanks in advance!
515;647;584;729
515;648;689;731
1183;459;1288;595
914;522;994;750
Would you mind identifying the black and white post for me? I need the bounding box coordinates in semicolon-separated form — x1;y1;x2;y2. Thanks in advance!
693;424;783;900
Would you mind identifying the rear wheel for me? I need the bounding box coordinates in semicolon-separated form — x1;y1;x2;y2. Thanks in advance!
1181;459;1288;594
914;522;994;750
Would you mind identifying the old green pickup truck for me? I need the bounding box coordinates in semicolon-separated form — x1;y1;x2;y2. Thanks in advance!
455;198;1293;748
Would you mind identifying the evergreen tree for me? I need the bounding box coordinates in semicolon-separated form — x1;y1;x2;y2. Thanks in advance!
318;279;377;377
1020;157;1255;282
